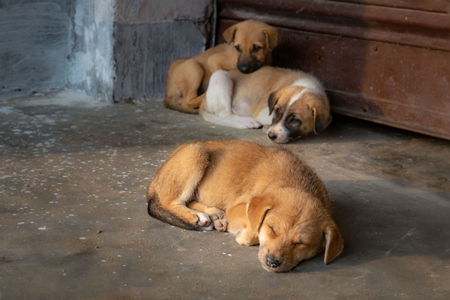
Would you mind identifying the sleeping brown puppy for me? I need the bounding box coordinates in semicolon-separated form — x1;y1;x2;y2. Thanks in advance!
164;20;279;114
200;67;332;143
147;140;344;272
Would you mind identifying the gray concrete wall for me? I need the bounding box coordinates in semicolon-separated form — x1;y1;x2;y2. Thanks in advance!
0;0;114;102
113;0;215;102
0;0;214;102
0;0;72;99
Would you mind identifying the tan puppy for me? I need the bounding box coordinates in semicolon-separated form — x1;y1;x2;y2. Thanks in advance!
200;67;332;143
147;140;344;272
164;20;279;114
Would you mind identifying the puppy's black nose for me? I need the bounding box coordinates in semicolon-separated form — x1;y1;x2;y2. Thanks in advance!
238;62;260;74
268;132;277;140
238;65;251;74
266;255;282;269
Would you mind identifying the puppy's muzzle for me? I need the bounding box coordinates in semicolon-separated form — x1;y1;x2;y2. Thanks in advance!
267;131;289;144
238;61;261;74
267;131;278;141
265;255;282;269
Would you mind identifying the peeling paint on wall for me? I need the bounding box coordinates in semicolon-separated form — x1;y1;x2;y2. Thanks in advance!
67;0;114;102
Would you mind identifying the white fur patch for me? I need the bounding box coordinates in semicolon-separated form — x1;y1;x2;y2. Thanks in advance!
197;212;210;224
197;213;214;231
291;76;325;96
254;106;271;125
205;70;233;118
267;122;289;144
286;74;327;114
203;70;261;129
287;88;309;107
202;111;261;129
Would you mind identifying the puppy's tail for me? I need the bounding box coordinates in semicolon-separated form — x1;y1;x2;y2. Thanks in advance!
147;193;197;231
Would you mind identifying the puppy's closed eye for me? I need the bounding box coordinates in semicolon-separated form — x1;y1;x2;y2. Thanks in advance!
286;114;301;126
293;240;308;247
267;225;277;237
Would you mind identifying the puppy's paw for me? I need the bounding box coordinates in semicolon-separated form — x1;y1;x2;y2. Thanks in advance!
202;207;227;231
213;215;228;232
235;229;259;246
206;209;227;232
196;213;212;228
225;115;261;129
238;116;262;129
243;117;263;129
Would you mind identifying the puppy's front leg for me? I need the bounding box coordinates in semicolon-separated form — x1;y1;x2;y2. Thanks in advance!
202;70;261;129
226;203;259;246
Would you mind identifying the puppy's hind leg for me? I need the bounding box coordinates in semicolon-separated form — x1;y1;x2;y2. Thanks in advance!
205;70;234;118
147;143;213;230
180;60;206;112
201;70;261;129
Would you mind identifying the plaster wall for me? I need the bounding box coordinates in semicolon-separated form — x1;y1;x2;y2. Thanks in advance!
0;0;213;102
68;0;114;102
0;0;72;99
0;0;114;101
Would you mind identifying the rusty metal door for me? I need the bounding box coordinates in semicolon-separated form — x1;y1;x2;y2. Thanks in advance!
217;0;450;140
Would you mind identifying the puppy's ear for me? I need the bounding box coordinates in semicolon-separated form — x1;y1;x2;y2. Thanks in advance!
323;222;344;264
263;27;279;50
268;92;279;115
247;197;272;232
310;105;332;134
223;25;237;44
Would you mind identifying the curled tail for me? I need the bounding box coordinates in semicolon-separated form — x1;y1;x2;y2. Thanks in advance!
147;193;197;230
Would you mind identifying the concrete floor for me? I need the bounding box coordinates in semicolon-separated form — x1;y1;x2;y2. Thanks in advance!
1;90;449;299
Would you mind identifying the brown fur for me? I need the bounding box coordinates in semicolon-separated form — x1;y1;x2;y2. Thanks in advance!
163;20;279;114
147;140;344;272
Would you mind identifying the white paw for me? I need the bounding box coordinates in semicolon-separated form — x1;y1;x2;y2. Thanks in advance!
227;115;261;129
196;213;214;231
197;213;211;227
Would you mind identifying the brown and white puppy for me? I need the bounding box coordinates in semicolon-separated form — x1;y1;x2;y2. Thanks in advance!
164;20;279;114
147;140;344;272
200;66;332;143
